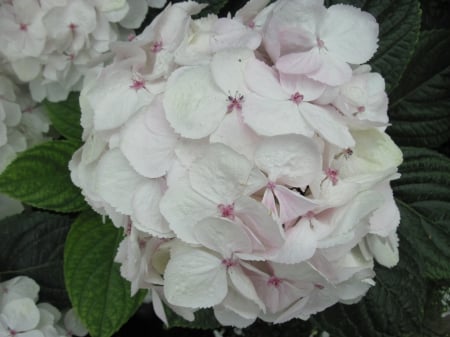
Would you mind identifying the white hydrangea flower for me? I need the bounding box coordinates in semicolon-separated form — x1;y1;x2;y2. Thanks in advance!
70;0;403;327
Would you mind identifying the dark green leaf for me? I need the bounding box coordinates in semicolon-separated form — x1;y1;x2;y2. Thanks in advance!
65;211;147;337
0;140;87;213
0;211;72;308
324;0;421;93
388;30;450;148
45;92;83;141
393;147;450;279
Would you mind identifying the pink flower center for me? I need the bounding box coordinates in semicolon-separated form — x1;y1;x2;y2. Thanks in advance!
314;283;324;290
19;23;28;31
304;211;315;220
68;23;77;31
130;79;146;91
128;33;136;41
227;93;244;113
325;168;339;185
267;181;276;191
357;106;365;113
222;258;236;269
9;328;17;336
267;276;282;288
290;92;304;105
248;20;255;29
317;38;325;49
218;203;235;220
151;41;163;53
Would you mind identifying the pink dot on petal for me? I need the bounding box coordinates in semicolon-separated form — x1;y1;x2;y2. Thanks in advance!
267;276;282;288
19;23;28;31
68;23;78;31
290;92;304;105
218;203;235;220
221;258;236;269
325;168;339;185
130;79;146;91
151;41;163;53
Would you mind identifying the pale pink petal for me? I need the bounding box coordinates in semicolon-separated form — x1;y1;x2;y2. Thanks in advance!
273;185;317;223
244;59;287;99
321;5;378;65
243;94;312;136
132;180;173;238
211;18;261;52
279;73;326;101
194;217;253;256
262;188;277;217
210;48;254;94
306;52;352;85
95;149;148;215
160;179;217;244
210;112;261;160
255;134;321;187
228;265;265;310
164;244;227;308
189;143;253;203
120;99;178;178
275;49;322;77
163;66;226;138
300;103;355;148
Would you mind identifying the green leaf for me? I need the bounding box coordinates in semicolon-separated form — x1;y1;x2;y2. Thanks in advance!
65;211;147;337
324;0;421;93
387;30;450;148
0;140;87;213
165;307;220;330
313;237;426;337
193;0;228;15
392;147;450;279
0;211;72;309
45;92;83;141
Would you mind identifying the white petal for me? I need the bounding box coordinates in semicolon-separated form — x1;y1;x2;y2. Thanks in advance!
163;66;226;138
63;309;88;337
369;182;400;236
273;185;317;223
366;233;399;268
119;0;148;28
210;48;254;94
245;58;287;100
95;149;147;214
160;179;216;244
11;58;40;82
2;298;40;331
228;265;264;310
255;134;321;187
300;103;355;148
164;245;227;308
120;98;178;178
242;94;313;137
132;180;173;238
189;143;253;203
214;305;256;328
279;73;326;101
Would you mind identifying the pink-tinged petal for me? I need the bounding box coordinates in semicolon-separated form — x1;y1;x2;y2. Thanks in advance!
210;112;261;160
321;5;378;65
163;66;226;138
243;94;312;136
262;188;277;217
120;101;178;178
234;197;284;251
189;143;253;203
255;134;321;187
235;0;270;23
164;244;227;308
279;73;326;101
95;149;148;215
273;185;317;223
245;59;287;99
300;103;355;148
132;180;173;238
214;305;256;328
306;52;352;86
369;182;400;236
210;48;254;94
275;49;322;76
160;179;216;244
211;18;262;52
228;265;265;310
194;217;253;256
243;168;268;196
273;220;318;264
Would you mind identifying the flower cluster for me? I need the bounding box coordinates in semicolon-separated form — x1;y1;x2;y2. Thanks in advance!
0;0;166;102
0;276;87;337
70;0;403;327
0;72;50;219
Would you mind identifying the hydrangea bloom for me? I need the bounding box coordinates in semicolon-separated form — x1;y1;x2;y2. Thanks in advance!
0;0;167;102
0;276;87;337
70;0;403;327
0;72;50;220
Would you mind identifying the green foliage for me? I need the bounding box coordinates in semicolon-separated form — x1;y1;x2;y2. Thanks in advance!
166;307;221;330
64;211;147;337
393;147;450;280
388;30;450;148
0;212;72;308
0;140;87;212
45;92;83;141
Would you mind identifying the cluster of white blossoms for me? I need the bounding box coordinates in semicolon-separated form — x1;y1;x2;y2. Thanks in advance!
0;0;167;102
70;0;403;327
0;276;87;337
0;72;50;219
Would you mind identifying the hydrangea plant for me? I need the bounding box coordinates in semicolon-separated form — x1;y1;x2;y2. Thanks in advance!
0;0;449;337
